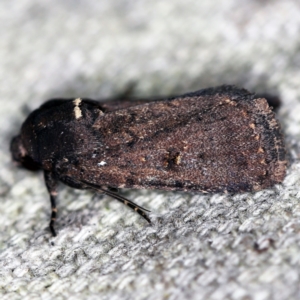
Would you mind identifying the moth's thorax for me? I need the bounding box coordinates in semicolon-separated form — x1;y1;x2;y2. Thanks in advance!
13;98;105;172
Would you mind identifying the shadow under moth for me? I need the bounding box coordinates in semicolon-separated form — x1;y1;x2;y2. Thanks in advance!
10;85;287;236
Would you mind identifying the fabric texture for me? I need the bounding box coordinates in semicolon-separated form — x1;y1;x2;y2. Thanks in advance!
1;1;300;299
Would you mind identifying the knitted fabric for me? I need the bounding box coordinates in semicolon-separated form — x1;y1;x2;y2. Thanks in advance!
1;1;300;299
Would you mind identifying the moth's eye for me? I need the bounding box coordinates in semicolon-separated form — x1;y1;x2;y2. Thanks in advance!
10;135;40;171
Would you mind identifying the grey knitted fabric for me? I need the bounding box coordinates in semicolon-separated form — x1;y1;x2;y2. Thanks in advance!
1;1;300;299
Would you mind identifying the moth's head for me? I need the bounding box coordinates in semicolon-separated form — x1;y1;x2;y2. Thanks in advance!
10;134;40;171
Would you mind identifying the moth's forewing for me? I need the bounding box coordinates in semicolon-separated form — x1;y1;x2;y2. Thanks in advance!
58;86;286;194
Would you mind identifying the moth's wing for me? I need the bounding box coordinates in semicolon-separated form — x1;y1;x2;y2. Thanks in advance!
94;97;163;112
58;86;286;194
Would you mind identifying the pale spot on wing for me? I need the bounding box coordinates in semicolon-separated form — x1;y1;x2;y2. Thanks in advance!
73;98;82;119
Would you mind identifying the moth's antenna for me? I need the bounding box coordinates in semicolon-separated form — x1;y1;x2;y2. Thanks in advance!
80;180;151;223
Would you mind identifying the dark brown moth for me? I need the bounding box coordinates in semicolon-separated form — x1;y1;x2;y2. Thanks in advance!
10;85;287;236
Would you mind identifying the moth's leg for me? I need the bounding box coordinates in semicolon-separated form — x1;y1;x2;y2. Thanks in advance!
108;186;119;193
44;171;59;236
104;189;152;223
80;180;151;223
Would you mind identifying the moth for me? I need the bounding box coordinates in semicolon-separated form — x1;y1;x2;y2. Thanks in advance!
10;85;287;236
